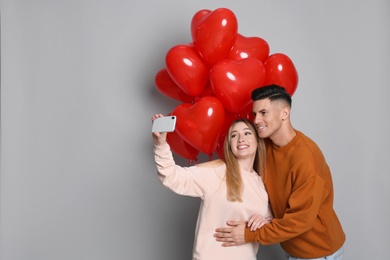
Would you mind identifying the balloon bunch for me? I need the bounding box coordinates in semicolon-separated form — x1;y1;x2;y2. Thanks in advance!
155;8;298;161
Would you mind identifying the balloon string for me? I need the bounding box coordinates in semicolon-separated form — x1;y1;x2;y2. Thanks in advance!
188;158;198;165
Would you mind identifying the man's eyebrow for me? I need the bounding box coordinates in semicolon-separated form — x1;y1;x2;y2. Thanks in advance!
253;108;267;113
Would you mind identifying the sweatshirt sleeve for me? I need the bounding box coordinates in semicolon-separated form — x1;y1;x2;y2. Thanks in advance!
245;175;325;244
154;142;209;197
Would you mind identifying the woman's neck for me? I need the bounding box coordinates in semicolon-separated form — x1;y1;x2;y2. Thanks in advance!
237;157;255;173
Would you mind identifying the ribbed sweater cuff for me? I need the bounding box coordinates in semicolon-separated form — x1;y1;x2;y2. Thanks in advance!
244;226;256;242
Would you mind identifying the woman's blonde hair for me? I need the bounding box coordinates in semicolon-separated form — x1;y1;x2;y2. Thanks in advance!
223;118;266;202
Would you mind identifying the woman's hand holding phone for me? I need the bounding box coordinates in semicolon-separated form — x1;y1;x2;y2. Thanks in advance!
151;114;176;145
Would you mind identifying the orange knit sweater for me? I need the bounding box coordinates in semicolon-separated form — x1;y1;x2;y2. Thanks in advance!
244;131;345;258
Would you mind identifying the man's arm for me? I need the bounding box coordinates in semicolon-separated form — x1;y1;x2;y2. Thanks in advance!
215;214;270;246
215;175;325;246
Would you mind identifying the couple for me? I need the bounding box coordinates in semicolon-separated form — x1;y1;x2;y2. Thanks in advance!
152;85;346;260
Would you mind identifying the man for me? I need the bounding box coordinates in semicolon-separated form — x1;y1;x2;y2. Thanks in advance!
214;85;346;259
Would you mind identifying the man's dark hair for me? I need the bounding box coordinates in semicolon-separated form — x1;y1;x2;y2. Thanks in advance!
251;84;292;107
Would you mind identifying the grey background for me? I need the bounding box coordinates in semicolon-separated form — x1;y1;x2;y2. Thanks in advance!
1;0;389;259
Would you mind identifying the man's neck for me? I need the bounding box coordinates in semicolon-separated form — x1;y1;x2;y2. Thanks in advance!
270;125;296;147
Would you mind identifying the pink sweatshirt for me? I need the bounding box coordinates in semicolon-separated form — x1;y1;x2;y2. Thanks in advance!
154;143;272;260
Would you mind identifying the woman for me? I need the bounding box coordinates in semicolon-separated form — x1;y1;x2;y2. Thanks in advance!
152;114;273;260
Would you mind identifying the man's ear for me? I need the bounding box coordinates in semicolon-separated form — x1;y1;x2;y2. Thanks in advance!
281;106;290;121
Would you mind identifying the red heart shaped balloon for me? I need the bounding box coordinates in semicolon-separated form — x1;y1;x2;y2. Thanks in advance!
228;33;270;62
236;101;255;121
210;58;266;114
215;111;241;159
263;53;299;96
197;83;215;99
165;44;209;97
167;131;199;161
191;9;211;34
172;96;225;154
155;68;194;103
191;8;238;66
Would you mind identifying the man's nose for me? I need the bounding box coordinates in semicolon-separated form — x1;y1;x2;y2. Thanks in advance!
254;115;261;123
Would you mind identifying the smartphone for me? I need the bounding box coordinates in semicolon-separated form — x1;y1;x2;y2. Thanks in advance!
152;116;177;133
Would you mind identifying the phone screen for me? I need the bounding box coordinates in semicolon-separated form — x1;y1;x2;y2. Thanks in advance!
152;116;177;132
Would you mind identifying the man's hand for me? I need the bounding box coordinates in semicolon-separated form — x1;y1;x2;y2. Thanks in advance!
214;221;246;247
247;214;269;231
